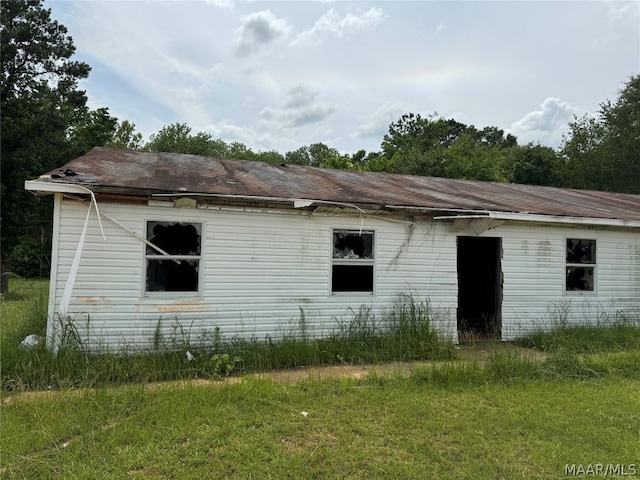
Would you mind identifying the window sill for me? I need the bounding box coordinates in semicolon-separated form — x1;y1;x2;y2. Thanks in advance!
330;292;375;297
142;291;203;299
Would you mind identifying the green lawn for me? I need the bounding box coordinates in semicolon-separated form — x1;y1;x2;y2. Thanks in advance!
2;373;639;479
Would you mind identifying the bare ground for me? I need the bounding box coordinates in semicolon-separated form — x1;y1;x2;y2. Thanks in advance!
252;342;547;383
2;342;547;405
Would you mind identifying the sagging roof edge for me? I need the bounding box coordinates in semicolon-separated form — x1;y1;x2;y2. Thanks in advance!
25;180;640;229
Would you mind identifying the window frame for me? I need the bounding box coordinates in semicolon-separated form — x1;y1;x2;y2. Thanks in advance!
330;228;376;295
143;220;203;297
564;237;596;294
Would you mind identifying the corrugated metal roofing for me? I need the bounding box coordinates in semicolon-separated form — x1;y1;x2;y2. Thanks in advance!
32;147;640;222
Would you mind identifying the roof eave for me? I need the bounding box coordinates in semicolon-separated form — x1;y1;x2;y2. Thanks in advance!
434;211;640;229
25;180;95;196
26;180;640;228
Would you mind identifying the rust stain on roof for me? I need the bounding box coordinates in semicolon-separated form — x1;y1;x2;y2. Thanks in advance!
35;147;640;222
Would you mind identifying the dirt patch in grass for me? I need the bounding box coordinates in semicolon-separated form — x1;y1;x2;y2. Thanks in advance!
255;342;547;383
2;342;546;404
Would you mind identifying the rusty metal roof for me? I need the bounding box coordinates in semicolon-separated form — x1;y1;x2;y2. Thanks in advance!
30;147;640;222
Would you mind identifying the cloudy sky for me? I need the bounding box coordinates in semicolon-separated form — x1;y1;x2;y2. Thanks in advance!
48;0;639;155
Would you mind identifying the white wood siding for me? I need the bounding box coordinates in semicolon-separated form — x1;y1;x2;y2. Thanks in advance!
50;200;458;351
493;223;640;340
48;198;640;351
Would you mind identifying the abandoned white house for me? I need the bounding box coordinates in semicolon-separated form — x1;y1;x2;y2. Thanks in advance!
25;147;640;351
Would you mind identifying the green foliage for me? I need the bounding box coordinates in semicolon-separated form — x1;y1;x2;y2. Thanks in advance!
560;74;640;193
6;231;50;278
146;123;219;156
5;280;639;392
284;142;340;167
379;112;517;181
106;120;144;150
440;132;507;181
516;322;640;354
67;107;118;156
502;143;562;186
253;149;286;164
144;122;286;163
0;0;90;99
0;278;49;387
206;353;244;376
0;0;128;281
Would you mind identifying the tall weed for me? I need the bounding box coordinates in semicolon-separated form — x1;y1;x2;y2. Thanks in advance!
2;290;455;391
517;322;640;353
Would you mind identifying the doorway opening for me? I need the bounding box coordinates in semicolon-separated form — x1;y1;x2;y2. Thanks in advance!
457;236;502;340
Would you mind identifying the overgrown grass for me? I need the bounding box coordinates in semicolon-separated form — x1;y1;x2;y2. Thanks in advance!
516;321;640;353
228;296;454;371
3;279;640;392
1;283;455;391
514;316;640;381
1;278;49;381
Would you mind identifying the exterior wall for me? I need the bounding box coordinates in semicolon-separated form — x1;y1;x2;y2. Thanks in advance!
492;222;640;340
48;199;458;351
48;197;640;351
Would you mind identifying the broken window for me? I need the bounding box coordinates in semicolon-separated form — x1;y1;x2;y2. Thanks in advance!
565;238;595;292
331;230;374;293
145;221;201;293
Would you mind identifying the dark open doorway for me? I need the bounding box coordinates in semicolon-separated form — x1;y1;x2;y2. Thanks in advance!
457;236;502;339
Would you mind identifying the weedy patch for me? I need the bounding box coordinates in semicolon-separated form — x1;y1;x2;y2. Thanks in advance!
2;288;456;391
3;280;639;392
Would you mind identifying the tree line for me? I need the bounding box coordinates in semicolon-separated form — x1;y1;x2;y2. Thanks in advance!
1;0;639;284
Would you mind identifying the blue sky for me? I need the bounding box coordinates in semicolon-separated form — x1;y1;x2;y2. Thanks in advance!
48;0;639;155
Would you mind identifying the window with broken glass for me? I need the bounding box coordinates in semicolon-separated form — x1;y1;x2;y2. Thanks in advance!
332;230;374;293
145;221;202;293
565;238;596;292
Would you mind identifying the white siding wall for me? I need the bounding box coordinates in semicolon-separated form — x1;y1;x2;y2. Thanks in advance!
49;198;640;351
50;200;458;351
492;223;640;340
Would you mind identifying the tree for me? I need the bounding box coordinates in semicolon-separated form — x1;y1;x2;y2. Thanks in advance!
1;0;91;286
145;123;248;159
503;144;561;186
106;120;144;150
380;113;517;180
441;133;507;182
227;141;257;161
146;123;213;156
284;143;341;167
253;150;285;164
68;107;118;156
560;75;640;193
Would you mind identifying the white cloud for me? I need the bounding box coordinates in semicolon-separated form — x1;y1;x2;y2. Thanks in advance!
201;120;288;153
508;98;585;148
284;84;319;109
204;0;235;9
293;7;385;46
260;83;335;129
352;103;405;141
46;1;639;155
235;10;291;57
592;1;639;50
